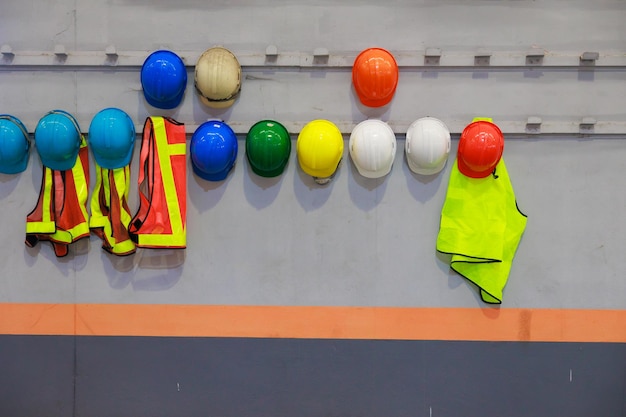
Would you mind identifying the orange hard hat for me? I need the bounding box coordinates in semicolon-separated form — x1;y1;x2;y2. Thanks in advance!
352;48;399;107
457;120;504;178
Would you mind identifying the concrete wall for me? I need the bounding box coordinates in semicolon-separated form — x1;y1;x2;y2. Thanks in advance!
1;1;625;416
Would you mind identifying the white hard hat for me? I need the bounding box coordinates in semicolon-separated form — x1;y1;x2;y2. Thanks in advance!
405;117;451;175
349;119;397;179
194;47;241;109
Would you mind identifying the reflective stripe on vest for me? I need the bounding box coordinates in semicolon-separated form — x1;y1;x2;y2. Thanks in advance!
90;163;136;256
25;136;90;257
128;116;186;248
436;158;527;304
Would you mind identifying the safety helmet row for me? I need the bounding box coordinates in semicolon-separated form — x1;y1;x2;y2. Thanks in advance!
349;119;396;179
35;110;83;171
188;117;503;183
141;50;188;110
140;46;399;111
0;115;31;174
31;109;136;172
246;120;291;178
194;47;242;109
405;117;451;176
88;108;136;169
141;47;242;110
352;47;399;108
190;120;238;181
457;118;504;178
25;111;502;182
296;120;344;185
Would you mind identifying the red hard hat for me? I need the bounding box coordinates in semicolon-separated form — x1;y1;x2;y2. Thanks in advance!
352;48;399;107
457;120;504;178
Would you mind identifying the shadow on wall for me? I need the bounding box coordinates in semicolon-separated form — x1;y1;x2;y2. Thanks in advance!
403;150;447;204
292;160;335;212
243;157;285;210
23;238;89;276
349;83;392;122
102;248;184;291
347;156;389;212
187;153;233;213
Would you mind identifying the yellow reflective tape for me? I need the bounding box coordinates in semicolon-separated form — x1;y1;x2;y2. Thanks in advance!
167;143;186;155
59;137;90;242
73;137;90;228
25;221;56;234
114;166;133;230
472;117;493;123
48;229;73;244
136;232;187;247
151;118;185;244
89;164;108;229
25;168;55;234
107;166;135;254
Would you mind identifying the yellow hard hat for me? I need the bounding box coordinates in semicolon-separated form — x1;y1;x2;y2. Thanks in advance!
194;47;241;108
296;119;344;183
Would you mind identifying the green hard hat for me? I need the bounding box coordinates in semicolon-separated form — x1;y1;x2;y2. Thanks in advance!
246;120;291;177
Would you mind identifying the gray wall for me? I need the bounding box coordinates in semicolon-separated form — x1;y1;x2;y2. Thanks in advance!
0;0;625;308
1;1;625;416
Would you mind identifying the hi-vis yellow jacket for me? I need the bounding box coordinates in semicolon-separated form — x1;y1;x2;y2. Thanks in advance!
437;158;527;304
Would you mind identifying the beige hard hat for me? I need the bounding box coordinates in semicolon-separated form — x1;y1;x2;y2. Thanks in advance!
194;47;241;109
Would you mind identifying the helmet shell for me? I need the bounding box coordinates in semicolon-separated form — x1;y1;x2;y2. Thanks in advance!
88;108;136;169
296;119;343;181
352;48;399;108
0;115;30;174
190;120;238;181
405;117;451;175
194;47;241;109
349;119;396;178
141;50;187;109
246;120;291;178
457;120;504;178
35;110;82;171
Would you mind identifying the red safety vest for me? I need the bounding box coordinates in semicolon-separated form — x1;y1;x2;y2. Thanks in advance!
89;163;136;256
128;116;187;248
25;136;90;257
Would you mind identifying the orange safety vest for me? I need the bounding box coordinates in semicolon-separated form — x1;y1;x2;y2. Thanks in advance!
128;116;186;248
89;163;136;256
25;136;90;257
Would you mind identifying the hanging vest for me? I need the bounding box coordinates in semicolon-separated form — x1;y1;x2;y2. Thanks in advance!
89;163;136;256
436;158;527;304
128;116;187;248
25;136;90;257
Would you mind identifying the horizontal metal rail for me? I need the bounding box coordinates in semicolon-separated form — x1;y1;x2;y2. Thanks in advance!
1;48;626;70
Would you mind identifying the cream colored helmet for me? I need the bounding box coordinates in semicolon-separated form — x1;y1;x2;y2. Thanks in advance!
194;47;241;108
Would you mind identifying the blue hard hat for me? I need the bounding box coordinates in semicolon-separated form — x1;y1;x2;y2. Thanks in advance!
190;120;238;181
0;115;30;174
34;110;82;171
88;108;136;169
141;50;187;109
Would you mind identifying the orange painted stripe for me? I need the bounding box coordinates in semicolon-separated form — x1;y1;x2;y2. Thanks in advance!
0;303;625;343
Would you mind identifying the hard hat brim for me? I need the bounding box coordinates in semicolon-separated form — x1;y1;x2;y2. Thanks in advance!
0;156;28;174
93;147;134;170
407;157;447;176
457;157;497;178
356;92;396;108
354;166;393;179
39;155;78;172
199;95;236;109
192;163;234;182
144;90;186;110
248;158;288;178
